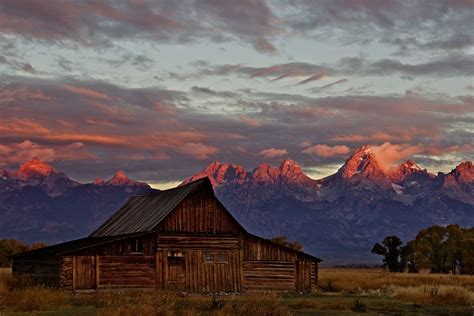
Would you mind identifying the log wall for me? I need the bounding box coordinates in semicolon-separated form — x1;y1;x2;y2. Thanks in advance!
12;257;61;287
243;261;296;291
98;256;155;289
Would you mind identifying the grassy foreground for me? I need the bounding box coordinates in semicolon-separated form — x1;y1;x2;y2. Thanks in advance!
0;267;472;315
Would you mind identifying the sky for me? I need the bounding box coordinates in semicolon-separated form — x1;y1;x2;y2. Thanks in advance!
0;0;473;188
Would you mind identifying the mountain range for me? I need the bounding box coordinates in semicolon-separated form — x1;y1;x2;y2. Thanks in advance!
183;145;473;262
0;158;152;243
0;146;472;263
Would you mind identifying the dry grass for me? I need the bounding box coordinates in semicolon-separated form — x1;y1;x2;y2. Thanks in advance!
319;268;474;293
0;268;473;314
392;285;474;305
319;268;474;305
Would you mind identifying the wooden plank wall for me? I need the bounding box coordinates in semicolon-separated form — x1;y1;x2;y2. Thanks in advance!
158;189;242;234
61;256;73;290
62;255;155;290
243;235;297;261
311;262;318;290
185;250;240;292
158;234;239;250
98;256;155;289
12;258;61;287
295;261;312;293
243;261;295;292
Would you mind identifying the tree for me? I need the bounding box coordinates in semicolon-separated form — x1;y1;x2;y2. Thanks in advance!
271;236;303;251
401;240;419;273
0;239;47;267
0;239;29;267
371;236;404;272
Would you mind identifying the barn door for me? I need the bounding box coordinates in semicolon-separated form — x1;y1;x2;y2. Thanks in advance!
167;256;185;290
74;256;96;290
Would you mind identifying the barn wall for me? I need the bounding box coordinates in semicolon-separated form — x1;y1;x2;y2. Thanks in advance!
98;256;155;289
243;235;297;261
243;261;296;291
158;234;240;250
158;189;242;234
157;234;241;292
12;257;62;287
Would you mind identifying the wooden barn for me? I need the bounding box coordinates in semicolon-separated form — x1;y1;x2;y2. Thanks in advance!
12;178;321;293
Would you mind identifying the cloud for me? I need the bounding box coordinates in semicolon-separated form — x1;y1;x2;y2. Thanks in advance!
259;148;289;158
302;144;350;158
0;75;472;182
316;79;349;90
178;142;219;160
239;116;262;127
297;72;328;85
0;0;279;54
63;85;111;100
0;140;95;166
285;0;474;53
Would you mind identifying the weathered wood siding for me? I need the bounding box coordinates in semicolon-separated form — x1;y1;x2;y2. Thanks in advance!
62;255;155;290
243;261;296;291
311;262;318;290
158;233;240;250
158;189;242;234
12;257;61;287
243;235;297;261
296;260;312;292
157;234;241;292
98;256;155;289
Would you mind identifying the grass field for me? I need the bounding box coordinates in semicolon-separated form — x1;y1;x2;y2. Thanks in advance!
0;267;472;315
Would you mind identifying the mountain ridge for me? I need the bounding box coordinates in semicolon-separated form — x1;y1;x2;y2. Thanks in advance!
0;147;472;262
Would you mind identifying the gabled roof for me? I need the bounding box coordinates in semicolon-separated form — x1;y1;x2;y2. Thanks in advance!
12;232;154;259
90;178;223;237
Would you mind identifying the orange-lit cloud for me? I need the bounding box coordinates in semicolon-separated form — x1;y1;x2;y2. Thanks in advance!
259;148;289;158
302;144;351;157
178;142;219;160
63;85;111;100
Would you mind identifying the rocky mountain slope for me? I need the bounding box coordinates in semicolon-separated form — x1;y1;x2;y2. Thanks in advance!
0;158;152;243
183;145;473;262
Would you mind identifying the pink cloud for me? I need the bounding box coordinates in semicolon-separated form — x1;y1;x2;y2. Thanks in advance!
63;85;111;100
178;142;218;160
240;116;262;127
259;148;289;158
302;144;351;157
0;140;95;166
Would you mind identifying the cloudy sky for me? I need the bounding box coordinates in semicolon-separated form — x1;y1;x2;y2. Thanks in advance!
0;0;473;188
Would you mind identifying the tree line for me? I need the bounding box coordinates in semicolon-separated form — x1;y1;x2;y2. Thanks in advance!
372;224;474;275
0;239;47;267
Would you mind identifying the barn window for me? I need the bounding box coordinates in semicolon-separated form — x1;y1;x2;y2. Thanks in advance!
130;239;143;255
168;251;184;257
204;253;214;263
215;253;229;264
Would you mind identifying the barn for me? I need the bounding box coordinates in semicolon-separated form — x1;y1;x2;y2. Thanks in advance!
12;178;321;293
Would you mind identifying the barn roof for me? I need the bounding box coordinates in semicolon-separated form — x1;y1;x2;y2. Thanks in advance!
12;232;154;259
90;177;234;237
